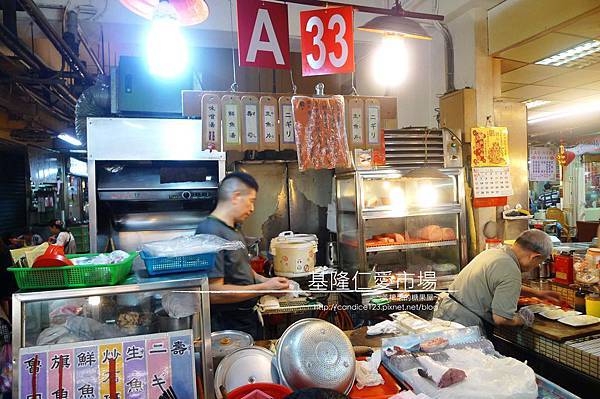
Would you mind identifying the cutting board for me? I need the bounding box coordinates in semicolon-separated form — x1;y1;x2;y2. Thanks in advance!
531;316;600;342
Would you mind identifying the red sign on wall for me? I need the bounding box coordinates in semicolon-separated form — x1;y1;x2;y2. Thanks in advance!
300;6;355;76
237;0;290;70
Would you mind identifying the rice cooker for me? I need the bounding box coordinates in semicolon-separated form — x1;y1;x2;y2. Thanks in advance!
270;231;318;277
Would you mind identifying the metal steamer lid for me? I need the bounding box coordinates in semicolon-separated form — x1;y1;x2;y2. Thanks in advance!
211;330;254;357
276;318;356;394
214;347;280;399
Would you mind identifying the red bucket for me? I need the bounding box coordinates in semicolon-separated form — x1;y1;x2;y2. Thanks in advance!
226;383;292;399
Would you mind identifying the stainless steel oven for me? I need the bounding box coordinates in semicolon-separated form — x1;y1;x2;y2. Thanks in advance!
87;117;226;252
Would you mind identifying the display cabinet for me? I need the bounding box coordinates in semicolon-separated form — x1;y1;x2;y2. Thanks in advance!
335;168;467;287
12;273;214;399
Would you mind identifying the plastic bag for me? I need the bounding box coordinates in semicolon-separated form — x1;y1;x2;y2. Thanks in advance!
390;392;432;399
355;350;385;389
49;304;83;325
292;95;352;171
64;316;121;341
36;325;78;345
162;292;200;318
402;348;538;399
367;320;404;336
71;250;130;265
142;234;246;258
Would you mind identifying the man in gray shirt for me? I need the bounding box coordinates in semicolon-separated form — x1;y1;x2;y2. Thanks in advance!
196;172;289;339
435;229;560;331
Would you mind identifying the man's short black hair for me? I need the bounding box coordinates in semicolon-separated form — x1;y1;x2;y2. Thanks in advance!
222;172;259;192
217;172;259;202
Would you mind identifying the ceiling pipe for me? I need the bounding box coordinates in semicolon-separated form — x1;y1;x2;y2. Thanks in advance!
78;25;104;75
435;21;455;93
17;84;73;122
271;0;444;20
0;22;49;71
2;0;17;34
16;0;90;81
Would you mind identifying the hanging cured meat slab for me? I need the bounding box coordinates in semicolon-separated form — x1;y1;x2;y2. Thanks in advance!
259;96;280;151
291;95;352;171
241;96;260;151
365;98;381;149
279;96;295;150
201;94;222;151
346;97;365;150
221;95;243;151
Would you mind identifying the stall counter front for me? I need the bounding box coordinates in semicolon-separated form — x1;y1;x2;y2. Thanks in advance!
12;272;214;399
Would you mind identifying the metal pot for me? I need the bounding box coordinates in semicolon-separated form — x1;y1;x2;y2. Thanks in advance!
155;310;192;332
275;318;355;394
540;259;552;279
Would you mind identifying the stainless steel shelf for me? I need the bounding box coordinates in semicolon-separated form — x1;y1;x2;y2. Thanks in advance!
366;240;457;252
362;206;462;219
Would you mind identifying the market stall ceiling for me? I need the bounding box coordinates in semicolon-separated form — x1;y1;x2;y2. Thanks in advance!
490;0;600;134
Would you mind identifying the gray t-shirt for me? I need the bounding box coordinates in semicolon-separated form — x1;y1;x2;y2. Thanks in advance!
195;216;257;311
434;246;522;328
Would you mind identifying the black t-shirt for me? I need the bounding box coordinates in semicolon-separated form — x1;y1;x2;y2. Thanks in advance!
195;216;257;311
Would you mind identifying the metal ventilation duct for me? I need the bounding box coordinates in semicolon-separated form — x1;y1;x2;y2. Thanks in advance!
384;128;445;168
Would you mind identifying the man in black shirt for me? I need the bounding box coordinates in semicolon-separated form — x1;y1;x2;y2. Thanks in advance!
195;172;288;338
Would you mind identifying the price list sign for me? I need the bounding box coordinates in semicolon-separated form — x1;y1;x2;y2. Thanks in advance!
529;146;557;181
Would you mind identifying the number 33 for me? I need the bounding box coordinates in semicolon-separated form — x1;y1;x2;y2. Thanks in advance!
306;14;349;70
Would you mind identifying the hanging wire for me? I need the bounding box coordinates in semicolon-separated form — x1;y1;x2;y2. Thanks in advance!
289;68;297;94
350;71;359;96
228;0;238;92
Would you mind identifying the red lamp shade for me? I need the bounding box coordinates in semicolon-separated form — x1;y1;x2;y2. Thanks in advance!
119;0;209;26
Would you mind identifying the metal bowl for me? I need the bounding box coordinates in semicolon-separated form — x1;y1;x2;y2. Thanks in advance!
276;318;355;394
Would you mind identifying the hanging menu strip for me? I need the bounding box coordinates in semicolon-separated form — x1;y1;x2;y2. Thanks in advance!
281;104;294;144
244;103;259;144
351;106;364;145
367;104;380;145
224;104;241;144
263;105;277;143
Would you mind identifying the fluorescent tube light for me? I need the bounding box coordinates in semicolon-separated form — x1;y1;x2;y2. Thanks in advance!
58;133;82;146
535;40;600;67
523;100;550;109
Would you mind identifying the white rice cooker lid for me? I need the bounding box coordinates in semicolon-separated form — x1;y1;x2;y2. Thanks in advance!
271;231;317;250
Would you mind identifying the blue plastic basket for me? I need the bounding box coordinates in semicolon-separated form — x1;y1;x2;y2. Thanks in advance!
140;251;217;276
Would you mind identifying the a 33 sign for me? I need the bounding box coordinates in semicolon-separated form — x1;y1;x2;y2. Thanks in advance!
300;6;355;76
236;0;355;77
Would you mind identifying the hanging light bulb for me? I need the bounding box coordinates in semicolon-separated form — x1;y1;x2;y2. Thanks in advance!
372;34;408;87
146;0;189;78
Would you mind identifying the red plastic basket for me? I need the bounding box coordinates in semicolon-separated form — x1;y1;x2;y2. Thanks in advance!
226;383;292;399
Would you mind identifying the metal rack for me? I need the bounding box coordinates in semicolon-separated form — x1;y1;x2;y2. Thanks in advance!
12;274;215;399
365;240;457;253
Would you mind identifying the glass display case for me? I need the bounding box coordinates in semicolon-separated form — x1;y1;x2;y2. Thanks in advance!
335;168;467;287
12;274;214;398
